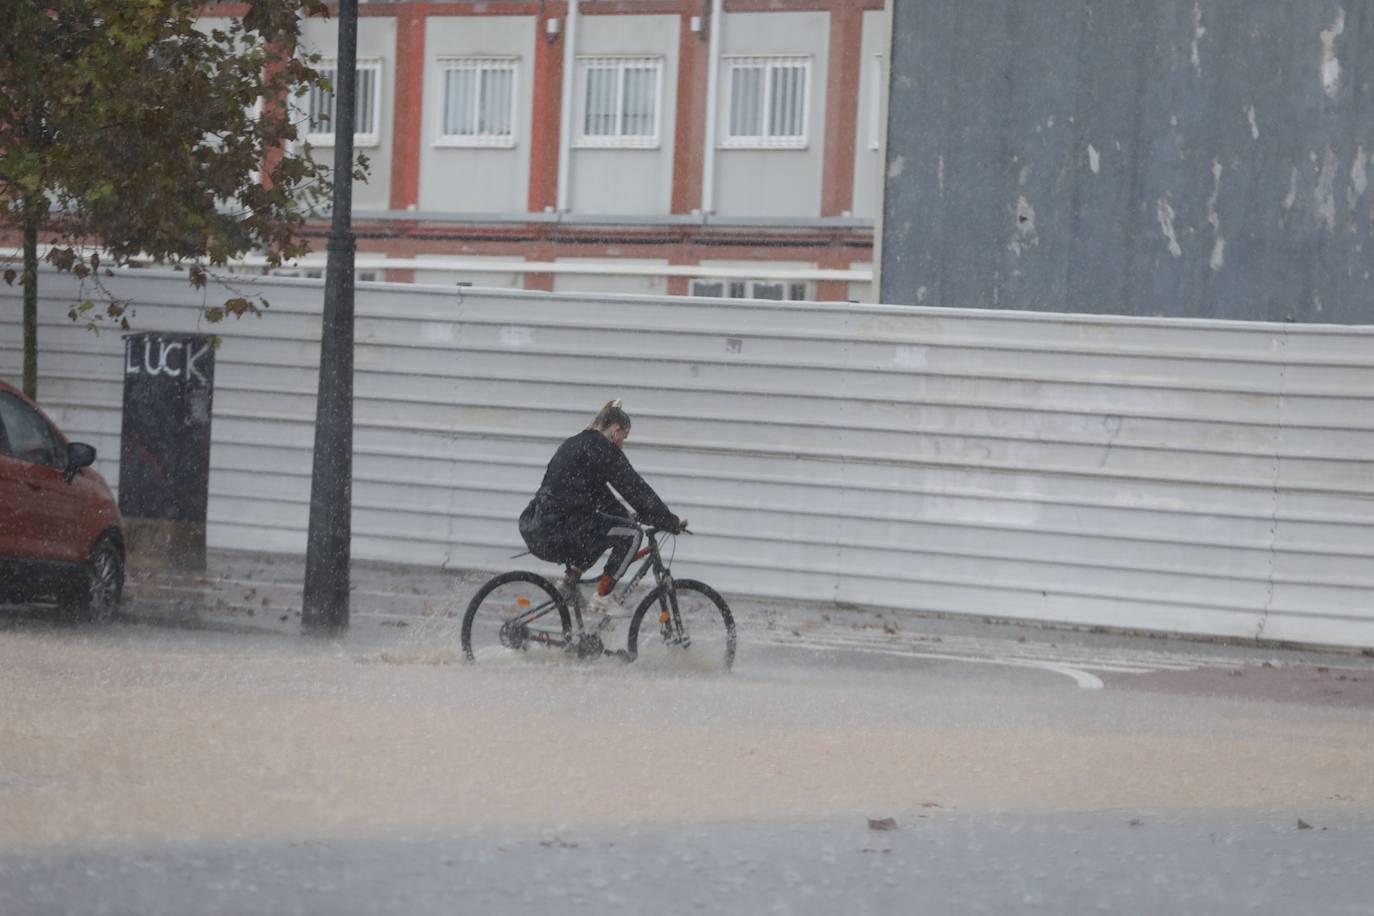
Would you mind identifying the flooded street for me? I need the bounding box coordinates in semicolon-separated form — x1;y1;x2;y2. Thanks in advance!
3;609;1373;914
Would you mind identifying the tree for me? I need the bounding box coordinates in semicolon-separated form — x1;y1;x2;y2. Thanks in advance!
0;0;343;398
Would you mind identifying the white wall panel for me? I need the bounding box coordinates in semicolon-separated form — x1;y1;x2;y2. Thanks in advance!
2;269;1370;648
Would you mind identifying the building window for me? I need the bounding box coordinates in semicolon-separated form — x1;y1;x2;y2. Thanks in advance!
723;56;809;149
869;53;883;150
690;279;811;301
575;56;662;148
437;58;517;147
307;59;382;147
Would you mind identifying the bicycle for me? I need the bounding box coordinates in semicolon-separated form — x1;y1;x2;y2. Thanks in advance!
460;513;736;671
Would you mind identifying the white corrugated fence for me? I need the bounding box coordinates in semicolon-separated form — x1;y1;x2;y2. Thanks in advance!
2;268;1371;648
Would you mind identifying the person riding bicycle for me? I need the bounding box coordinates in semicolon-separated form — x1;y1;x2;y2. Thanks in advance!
519;400;686;611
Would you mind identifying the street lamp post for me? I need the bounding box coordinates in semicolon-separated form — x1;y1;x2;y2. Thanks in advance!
302;0;358;634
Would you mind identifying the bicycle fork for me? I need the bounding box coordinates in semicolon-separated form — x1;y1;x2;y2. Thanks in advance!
655;574;691;649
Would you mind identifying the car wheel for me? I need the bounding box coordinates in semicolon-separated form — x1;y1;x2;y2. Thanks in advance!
63;535;125;624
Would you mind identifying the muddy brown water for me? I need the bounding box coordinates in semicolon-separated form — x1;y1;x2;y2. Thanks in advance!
3;624;1372;849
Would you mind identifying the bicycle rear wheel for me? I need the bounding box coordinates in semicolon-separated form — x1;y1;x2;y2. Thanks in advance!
461;571;571;662
626;579;736;672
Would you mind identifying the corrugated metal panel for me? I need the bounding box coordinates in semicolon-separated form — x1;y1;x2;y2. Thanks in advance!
2;269;1371;647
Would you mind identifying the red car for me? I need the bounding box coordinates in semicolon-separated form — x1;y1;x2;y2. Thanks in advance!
0;378;125;622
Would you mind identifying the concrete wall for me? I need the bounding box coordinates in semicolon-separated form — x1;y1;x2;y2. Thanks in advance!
880;1;1374;324
568;15;679;216
552;259;670;296
300;17;396;211
420;16;535;214
409;256;526;289
713;11;830;219
5;270;1372;649
850;10;887;220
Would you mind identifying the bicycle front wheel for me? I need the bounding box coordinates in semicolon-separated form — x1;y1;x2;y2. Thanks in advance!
626;579;736;672
461;571;570;662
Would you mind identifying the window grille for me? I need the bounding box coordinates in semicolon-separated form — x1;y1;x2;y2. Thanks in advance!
722;56;809;149
307;59;382;147
690;279;813;300
438;58;517;147
575;56;662;148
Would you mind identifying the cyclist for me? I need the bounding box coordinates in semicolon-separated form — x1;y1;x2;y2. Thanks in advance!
519;399;686;611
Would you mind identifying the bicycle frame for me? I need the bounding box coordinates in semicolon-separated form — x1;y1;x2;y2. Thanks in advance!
497;519;680;655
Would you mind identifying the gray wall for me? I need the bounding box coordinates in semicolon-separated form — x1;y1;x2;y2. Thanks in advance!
850;10;887;220
569;14;679;216
880;1;1374;324
714;11;830;219
552;259;669;296
300;17;396;211
420;17;535;214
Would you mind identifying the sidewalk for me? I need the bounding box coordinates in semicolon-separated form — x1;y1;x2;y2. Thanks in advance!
127;550;492;636
126;550;1374;673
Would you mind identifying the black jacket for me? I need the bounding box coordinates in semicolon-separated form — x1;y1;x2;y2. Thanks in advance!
519;429;679;563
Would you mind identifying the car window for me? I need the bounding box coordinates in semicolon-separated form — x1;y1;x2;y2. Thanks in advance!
0;392;64;468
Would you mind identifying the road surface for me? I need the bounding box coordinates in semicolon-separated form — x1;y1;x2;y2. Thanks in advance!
2;553;1372;914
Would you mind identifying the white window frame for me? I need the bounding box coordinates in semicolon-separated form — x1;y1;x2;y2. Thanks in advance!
690;278;811;301
721;55;811;150
574;56;663;150
435;57;519;148
305;58;383;148
868;53;883;150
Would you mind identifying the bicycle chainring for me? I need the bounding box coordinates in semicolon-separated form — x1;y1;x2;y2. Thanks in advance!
499;620;528;651
573;632;605;659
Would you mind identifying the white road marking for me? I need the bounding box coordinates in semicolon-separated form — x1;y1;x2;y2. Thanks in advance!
785;629;1241;670
746;622;1252;689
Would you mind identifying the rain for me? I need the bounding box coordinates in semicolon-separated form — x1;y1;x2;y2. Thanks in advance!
3;2;1374;915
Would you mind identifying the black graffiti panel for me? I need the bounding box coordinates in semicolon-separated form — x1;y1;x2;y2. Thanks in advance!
118;333;215;522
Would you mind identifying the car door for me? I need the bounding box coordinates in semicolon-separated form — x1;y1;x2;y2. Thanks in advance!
0;412;24;561
0;391;85;564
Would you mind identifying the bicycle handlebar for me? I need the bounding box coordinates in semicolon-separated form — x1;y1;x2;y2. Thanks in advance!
596;510;690;534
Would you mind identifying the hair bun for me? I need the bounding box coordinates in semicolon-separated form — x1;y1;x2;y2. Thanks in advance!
590;398;631;432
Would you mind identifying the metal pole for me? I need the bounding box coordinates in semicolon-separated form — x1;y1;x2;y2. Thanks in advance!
873;0;894;304
302;0;358;634
700;0;724;215
556;0;579;213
